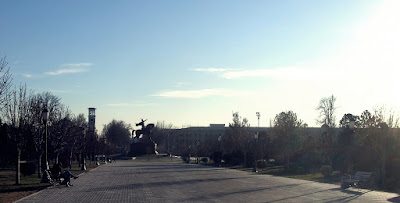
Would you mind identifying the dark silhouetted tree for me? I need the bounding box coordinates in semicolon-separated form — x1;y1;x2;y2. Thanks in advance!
151;121;174;153
102;120;131;154
223;112;252;166
3;84;31;184
272;111;305;168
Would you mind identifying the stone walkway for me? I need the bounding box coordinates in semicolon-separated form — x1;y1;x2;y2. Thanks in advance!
16;160;400;202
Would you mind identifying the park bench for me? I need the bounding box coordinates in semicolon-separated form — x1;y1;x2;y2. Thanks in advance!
341;171;372;189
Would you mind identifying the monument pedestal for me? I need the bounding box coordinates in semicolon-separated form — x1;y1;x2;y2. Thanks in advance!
130;120;156;157
129;142;156;157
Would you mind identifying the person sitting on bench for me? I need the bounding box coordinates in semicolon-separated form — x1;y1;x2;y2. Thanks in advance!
61;170;77;187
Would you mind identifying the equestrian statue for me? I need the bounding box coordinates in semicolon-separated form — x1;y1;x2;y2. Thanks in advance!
132;119;155;140
129;119;156;156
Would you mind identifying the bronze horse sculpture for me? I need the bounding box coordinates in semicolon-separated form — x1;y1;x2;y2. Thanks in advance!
132;119;155;140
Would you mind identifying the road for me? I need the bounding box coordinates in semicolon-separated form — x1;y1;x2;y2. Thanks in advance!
16;159;399;202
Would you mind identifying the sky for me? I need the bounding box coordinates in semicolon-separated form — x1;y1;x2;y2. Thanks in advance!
1;0;399;131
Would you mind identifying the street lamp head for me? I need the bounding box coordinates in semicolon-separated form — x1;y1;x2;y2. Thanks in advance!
82;126;86;134
349;120;355;130
254;132;259;140
42;108;49;124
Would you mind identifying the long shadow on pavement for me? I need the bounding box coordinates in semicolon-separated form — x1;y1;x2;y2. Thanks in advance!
265;187;366;202
87;176;249;192
182;182;312;202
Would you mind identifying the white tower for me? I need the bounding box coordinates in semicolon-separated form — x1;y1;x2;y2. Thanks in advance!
88;108;96;132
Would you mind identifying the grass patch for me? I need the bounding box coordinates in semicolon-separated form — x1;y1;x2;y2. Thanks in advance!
258;166;342;184
226;165;342;185
0;170;50;203
227;165;254;172
282;171;342;184
133;154;184;163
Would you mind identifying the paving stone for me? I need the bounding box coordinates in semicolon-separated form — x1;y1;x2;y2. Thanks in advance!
15;160;399;202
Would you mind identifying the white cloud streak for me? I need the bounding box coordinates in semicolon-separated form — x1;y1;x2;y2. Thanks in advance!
60;63;93;67
193;66;342;81
45;68;88;75
44;63;93;76
193;68;232;72
220;67;342;80
23;74;33;78
154;88;257;99
106;102;155;107
172;82;191;87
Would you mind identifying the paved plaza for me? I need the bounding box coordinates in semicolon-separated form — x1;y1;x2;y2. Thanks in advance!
17;159;400;202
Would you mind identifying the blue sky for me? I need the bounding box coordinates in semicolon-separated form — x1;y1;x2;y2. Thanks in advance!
1;0;399;131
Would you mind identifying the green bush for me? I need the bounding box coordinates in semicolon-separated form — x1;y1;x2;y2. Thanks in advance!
201;157;208;163
181;157;190;163
284;163;297;173
320;165;332;177
20;162;36;176
256;160;267;169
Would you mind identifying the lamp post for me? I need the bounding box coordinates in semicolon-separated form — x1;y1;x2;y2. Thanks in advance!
253;132;259;172
196;141;200;164
42;108;49;171
218;135;222;152
81;127;87;171
216;136;222;167
256;112;260;128
349;118;355;130
188;145;191;163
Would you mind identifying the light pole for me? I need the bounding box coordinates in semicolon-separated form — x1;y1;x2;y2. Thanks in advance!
81;127;87;170
196;141;200;164
188;145;191;163
254;112;261;173
218;135;222;152
42;108;49;171
349;118;355;130
253;132;259;172
216;136;222;166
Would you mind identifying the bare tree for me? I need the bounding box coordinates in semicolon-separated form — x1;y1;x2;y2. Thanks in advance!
315;95;337;168
70;114;87;168
26;92;63;177
0;56;13;109
316;95;337;127
356;106;399;189
373;106;399;128
224;112;252;166
152;121;174;153
3;84;31;184
370;106;399;189
102;120;131;154
359;110;374;128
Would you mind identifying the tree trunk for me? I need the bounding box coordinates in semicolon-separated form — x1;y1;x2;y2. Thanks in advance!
69;150;73;170
243;150;247;167
16;148;21;185
381;152;386;189
286;151;290;166
37;152;43;178
77;152;81;167
55;153;59;164
81;152;86;170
